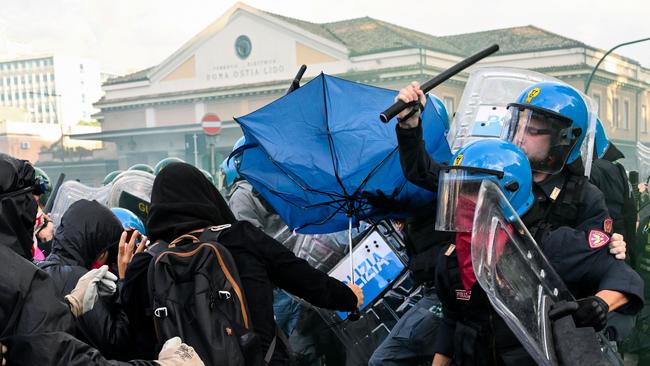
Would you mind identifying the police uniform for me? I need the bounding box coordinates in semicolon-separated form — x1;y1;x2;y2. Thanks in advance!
590;143;637;265
530;170;643;308
394;121;644;365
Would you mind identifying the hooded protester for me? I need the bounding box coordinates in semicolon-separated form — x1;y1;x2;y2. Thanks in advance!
0;153;203;366
121;162;362;365
38;199;133;360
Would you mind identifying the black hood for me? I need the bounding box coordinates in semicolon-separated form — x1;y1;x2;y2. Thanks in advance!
49;199;123;268
147;162;236;243
0;153;38;259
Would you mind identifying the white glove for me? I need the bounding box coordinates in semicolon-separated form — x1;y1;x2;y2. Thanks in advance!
156;337;205;366
1;342;6;366
65;265;118;317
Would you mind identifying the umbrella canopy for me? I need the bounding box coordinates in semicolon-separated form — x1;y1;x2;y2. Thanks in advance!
234;73;451;234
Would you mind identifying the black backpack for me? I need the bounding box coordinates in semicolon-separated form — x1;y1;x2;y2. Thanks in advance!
147;224;262;366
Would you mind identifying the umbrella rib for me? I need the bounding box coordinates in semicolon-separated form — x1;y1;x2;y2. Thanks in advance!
321;76;350;198
250;181;347;211
295;199;349;232
351;146;400;197
302;198;349;210
261;150;347;201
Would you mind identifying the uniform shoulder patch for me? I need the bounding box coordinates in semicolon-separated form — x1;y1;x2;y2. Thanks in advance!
603;218;613;234
588;230;610;249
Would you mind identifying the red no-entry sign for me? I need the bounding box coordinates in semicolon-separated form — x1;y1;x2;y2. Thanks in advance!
201;113;221;135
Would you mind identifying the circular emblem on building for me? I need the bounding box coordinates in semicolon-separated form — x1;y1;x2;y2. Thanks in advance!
235;35;252;59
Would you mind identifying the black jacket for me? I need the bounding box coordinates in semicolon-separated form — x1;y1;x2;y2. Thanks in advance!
122;162;357;365
396;123;452;284
0;153;154;366
38;199;131;360
590;144;638;264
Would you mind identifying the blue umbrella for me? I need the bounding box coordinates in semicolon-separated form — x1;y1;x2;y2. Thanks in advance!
233;73;451;234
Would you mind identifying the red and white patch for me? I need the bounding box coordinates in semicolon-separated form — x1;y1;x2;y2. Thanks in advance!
455;289;472;301
588;230;610;249
604;218;613;234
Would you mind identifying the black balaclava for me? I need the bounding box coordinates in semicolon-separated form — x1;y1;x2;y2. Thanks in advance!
147;162;236;243
48;199;123;269
0;153;38;259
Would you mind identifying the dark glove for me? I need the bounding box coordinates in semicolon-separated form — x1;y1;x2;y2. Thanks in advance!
549;296;609;331
361;189;400;210
573;296;609;331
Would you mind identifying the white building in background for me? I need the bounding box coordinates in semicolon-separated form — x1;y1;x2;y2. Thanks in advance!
0;55;103;129
0;55;104;161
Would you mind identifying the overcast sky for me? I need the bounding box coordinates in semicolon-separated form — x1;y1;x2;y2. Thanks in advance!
2;0;648;75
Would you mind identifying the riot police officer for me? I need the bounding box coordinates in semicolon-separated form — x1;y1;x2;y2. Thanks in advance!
393;81;643;365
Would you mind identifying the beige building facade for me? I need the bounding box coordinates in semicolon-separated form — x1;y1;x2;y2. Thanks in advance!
75;2;650;180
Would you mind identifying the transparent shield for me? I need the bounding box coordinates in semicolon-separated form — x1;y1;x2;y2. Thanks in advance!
435;170;488;232
106;170;155;223
472;180;621;365
578;91;598;177
448;67;563;153
509;107;576;175
472;180;574;365
49;181;112;227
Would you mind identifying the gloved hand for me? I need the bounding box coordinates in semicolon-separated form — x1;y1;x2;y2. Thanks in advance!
549;296;609;331
347;283;364;308
573;296;609;331
65;265;118;317
1;342;6;366
609;233;626;260
156;337;204;366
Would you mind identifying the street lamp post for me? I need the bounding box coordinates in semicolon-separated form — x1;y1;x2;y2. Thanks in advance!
584;37;650;94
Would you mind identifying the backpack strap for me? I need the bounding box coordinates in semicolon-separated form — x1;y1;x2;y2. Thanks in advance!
196;224;232;243
263;325;292;365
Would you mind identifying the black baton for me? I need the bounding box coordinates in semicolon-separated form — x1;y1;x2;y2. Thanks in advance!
379;44;499;123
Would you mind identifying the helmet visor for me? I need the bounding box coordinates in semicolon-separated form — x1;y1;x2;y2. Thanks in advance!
435;167;502;233
507;105;577;175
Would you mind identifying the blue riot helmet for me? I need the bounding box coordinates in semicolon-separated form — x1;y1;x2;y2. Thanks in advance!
594;118;609;160
430;94;450;131
436;139;534;232
110;207;146;236
217;136;246;191
506;81;588;175
230;136;247;171
218;158;239;190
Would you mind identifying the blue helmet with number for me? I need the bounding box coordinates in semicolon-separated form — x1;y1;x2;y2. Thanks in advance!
507;81;588;174
436;139;534;232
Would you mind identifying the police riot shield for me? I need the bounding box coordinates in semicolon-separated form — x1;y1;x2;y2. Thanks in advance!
49;181;112;227
472;180;622;365
313;221;430;365
106;170;155;223
577;90;598;177
447;67;562;154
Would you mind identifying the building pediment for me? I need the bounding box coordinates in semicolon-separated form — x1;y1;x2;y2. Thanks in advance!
105;2;350;101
